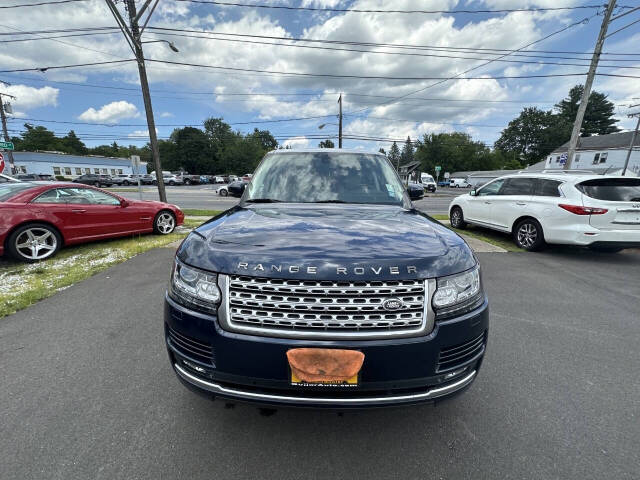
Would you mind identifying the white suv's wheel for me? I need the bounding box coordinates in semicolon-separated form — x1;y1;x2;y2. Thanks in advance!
450;207;467;229
513;218;545;251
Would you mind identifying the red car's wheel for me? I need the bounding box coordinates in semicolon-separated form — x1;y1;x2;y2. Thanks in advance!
8;223;61;263
153;211;176;235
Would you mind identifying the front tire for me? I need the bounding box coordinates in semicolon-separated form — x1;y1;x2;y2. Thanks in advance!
219;189;228;197
184;179;191;185
513;218;545;251
123;180;130;186
449;206;467;229
8;223;61;262
153;211;176;235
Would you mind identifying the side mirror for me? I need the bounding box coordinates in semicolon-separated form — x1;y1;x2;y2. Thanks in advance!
228;181;246;198
469;189;477;196
407;184;424;200
120;199;130;207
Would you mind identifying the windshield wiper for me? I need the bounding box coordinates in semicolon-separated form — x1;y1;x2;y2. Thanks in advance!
245;198;282;203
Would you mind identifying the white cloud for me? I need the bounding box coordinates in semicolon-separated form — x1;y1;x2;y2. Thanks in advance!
78;101;140;124
128;128;158;138
4;85;59;110
283;136;311;148
160;112;174;118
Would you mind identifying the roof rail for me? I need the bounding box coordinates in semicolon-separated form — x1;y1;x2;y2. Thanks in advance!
538;169;595;174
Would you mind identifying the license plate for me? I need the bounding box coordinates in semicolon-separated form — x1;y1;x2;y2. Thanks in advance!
615;211;640;224
290;371;359;387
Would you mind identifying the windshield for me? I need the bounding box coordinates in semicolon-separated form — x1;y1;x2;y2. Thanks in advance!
577;178;640;202
245;152;406;205
0;183;34;202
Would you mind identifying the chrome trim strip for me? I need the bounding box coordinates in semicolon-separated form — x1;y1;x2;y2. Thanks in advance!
217;274;434;340
174;364;476;405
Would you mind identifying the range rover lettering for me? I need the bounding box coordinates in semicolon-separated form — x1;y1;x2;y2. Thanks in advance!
165;149;489;408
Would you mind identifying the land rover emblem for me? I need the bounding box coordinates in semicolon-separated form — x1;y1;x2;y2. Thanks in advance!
382;298;403;311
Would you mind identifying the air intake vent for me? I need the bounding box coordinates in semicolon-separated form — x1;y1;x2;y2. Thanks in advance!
437;332;485;372
167;325;214;365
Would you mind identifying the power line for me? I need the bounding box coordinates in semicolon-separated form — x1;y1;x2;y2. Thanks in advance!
174;0;623;15
0;0;88;8
145;26;640;60
0;59;134;73
141;30;640;70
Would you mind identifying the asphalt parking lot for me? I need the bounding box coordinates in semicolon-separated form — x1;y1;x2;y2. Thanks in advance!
114;185;460;214
1;247;638;479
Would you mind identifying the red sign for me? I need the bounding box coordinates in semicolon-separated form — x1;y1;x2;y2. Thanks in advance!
0;152;4;173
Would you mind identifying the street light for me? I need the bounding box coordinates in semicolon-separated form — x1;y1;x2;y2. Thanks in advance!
318;123;338;130
142;39;179;52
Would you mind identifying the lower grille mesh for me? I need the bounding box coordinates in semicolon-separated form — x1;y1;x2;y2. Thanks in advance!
437;332;485;372
167;325;214;365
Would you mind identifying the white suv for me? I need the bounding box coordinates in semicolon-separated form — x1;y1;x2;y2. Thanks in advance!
448;173;640;252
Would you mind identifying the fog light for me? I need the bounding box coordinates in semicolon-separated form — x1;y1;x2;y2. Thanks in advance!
182;359;206;373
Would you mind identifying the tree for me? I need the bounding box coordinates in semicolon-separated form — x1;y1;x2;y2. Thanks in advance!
61;130;88;155
16;124;61;152
250;128;278;151
387;141;401;170
494;107;572;166
170;127;212;174
555;85;620;136
416;132;503;175
400;136;414;165
318;139;335;148
378;148;386;155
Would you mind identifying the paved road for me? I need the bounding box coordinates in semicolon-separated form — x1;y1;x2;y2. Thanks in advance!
2;248;639;479
114;185;460;215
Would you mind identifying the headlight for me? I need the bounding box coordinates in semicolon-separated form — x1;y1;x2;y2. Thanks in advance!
169;260;221;313
432;265;483;319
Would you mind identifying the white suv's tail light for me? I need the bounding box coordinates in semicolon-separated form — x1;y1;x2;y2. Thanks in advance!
559;204;608;215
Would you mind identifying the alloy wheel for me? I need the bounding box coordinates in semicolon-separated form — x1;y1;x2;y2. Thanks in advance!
451;209;462;228
15;227;58;261
517;223;538;249
156;213;175;234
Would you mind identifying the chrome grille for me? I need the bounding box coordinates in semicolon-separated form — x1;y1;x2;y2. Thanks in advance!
219;275;434;339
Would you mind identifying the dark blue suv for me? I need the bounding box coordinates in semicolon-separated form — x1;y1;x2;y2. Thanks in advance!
165;149;488;408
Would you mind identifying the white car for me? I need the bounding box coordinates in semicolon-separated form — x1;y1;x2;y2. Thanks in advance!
448;173;640;252
216;184;229;196
450;178;471;188
420;173;437;192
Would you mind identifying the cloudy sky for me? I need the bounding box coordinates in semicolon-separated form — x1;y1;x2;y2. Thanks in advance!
1;0;639;151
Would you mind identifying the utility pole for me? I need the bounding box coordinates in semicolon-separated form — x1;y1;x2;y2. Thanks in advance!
564;0;617;170
0;91;16;175
104;0;168;202
338;94;343;149
622;108;640;176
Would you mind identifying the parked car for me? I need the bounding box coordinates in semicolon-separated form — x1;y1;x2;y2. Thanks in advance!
153;174;183;186
72;174;114;188
116;174;146;186
241;173;253;182
211;176;225;184
438;180;449;187
420;173;437;193
215;184;229;196
165;149;487;408
448;173;640;252
172;172;201;186
450;178;471;188
199;175;209;184
14;173;55;182
0;182;184;262
140;174;155;185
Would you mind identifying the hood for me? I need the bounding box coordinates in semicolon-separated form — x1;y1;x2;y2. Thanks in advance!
177;204;476;280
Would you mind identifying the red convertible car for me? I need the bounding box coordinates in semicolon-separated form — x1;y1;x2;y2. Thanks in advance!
0;182;184;262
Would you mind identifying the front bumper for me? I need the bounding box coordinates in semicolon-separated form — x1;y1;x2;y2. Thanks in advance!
165;294;489;408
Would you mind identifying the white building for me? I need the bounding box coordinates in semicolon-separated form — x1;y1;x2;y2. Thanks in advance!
7;151;147;177
542;131;640;175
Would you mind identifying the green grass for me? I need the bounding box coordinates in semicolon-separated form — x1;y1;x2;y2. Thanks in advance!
181;209;223;217
451;225;523;252
431;214;449;221
0;216;207;318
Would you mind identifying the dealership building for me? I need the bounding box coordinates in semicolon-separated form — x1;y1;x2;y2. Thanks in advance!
7;151;147;177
